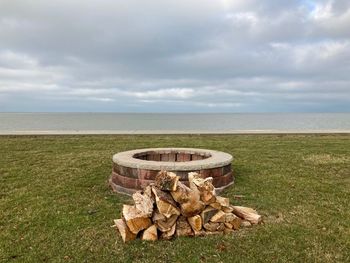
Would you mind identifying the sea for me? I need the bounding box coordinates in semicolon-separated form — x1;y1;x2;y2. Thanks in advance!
0;113;350;134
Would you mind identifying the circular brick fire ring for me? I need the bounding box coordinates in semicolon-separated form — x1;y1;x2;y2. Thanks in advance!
109;148;234;195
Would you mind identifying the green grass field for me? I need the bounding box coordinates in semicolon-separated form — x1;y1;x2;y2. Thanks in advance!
1;134;349;262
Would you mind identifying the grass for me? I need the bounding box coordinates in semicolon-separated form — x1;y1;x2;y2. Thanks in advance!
0;134;350;263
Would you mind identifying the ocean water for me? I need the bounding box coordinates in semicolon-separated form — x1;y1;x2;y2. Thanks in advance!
0;113;350;134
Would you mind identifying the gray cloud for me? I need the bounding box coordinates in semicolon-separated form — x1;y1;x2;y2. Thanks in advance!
0;0;350;112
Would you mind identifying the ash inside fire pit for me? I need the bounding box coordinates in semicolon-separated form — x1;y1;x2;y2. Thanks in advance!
109;148;233;195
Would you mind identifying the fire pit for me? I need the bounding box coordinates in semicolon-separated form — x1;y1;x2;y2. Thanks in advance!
109;148;233;195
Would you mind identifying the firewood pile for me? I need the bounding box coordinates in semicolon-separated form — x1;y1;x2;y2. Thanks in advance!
112;171;262;242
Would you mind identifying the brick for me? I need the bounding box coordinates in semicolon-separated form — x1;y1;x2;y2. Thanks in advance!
138;169;159;180
212;172;233;188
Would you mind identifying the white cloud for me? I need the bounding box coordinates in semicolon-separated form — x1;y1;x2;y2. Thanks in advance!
0;0;349;112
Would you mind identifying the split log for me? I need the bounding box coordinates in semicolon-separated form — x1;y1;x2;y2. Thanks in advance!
217;223;225;231
142;225;158;241
201;206;218;224
222;206;234;213
143;184;155;202
188;172;216;204
224;212;236;223
187;215;202;232
210;210;226;223
170;181;190;204
152;186;180;218
229;214;242;230
224;222;233;229
171;181;205;217
209;202;222;210
113;219;136;243
161;223;176;240
155;171;179;191
216;196;230;207
122;205;152;234
175;216;194;237
132;191;154;217
203;222;225;232
231;206;262;224
152;210;178;232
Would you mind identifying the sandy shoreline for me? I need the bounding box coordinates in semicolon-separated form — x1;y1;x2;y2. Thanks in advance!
1;129;350;135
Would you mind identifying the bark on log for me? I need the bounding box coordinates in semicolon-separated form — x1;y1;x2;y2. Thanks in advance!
152;186;180;218
201;206;218;224
155;171;179;192
141;225;158;241
231;206;262;224
113;219;136;243
122;205;152;234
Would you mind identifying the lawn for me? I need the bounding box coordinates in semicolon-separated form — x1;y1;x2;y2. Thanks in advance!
0;134;349;263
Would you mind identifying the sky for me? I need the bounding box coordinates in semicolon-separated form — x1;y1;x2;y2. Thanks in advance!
0;0;350;113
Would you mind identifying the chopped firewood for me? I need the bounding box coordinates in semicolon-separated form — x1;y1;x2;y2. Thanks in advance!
224;222;233;229
188;172;216;204
155;171;179;191
161;223;176;240
132;191;154;217
209;202;222;210
170;181;190;203
231;206;262;224
180;199;205;218
222;206;234;213
241;220;252;227
143;184;155;202
171;181;205;217
229;214;242;230
216;196;230;207
187;215;202;232
112;170;262;242
152;186;180;218
217;223;225;231
175;216;194;237
224;213;236;223
122;205;152;234
210;210;226;223
201;206;218;224
152;210;178;232
113;219;136;243
142;225;158;241
203;222;225;232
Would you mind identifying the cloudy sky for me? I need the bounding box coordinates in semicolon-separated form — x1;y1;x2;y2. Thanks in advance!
0;0;350;112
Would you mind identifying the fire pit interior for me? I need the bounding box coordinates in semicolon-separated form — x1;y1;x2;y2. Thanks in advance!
133;150;211;162
109;148;233;195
